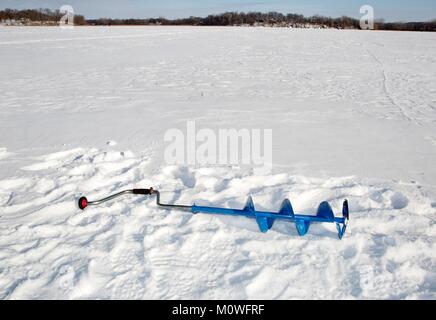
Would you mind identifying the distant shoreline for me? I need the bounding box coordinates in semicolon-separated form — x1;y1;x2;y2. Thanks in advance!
1;25;435;33
1;9;435;32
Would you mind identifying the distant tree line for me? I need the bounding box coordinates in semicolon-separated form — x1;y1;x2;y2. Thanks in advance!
86;12;363;29
381;21;436;32
0;8;86;25
1;9;435;31
84;11;436;32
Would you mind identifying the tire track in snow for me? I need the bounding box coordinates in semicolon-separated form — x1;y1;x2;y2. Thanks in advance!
366;48;416;124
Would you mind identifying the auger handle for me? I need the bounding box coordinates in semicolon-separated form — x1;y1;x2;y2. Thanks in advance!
78;188;156;210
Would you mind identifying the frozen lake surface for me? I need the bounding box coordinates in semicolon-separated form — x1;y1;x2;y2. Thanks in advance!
0;27;435;299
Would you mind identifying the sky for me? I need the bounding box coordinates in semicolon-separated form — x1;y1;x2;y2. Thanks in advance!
0;0;435;22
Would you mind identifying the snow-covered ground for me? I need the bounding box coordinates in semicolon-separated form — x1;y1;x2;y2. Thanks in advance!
0;26;435;299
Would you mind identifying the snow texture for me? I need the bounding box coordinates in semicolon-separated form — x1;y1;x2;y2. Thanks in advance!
0;26;435;299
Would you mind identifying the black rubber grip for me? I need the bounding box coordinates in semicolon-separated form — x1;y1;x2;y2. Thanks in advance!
133;188;153;195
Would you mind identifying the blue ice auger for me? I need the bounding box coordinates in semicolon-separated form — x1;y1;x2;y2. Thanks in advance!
78;188;349;239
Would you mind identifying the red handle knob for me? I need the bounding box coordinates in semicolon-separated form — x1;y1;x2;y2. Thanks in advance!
78;197;88;210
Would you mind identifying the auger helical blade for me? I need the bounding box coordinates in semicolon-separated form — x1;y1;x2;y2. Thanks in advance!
342;199;349;220
278;198;297;234
295;219;310;236
279;199;295;216
243;196;274;233
256;216;274;233
316;201;335;222
243;196;255;213
336;223;346;240
336;199;350;239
